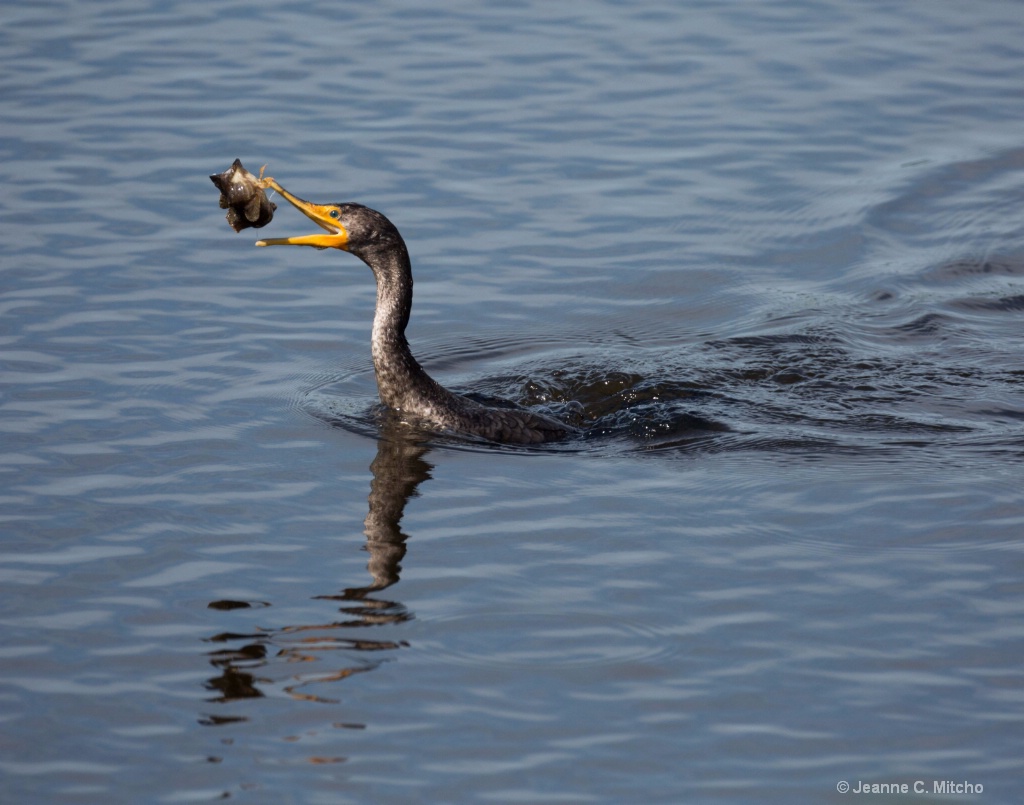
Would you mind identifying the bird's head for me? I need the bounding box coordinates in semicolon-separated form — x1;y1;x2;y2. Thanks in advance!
255;177;401;258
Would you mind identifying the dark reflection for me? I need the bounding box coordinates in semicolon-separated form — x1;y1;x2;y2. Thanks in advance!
207;599;269;611
322;415;432;601
205;641;267;702
201;416;433;711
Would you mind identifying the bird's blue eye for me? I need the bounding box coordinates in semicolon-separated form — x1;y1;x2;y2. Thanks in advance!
329;209;340;219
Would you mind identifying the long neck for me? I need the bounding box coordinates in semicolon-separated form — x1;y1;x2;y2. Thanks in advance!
363;243;445;412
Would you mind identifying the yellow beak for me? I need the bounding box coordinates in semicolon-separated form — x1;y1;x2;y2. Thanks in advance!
255;177;349;250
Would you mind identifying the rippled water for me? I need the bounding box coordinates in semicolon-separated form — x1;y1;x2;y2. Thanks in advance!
3;1;1024;802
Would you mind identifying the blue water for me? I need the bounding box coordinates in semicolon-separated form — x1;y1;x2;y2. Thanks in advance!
2;1;1023;802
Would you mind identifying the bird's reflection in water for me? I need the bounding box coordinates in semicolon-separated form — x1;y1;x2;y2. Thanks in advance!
202;417;432;709
324;416;432;601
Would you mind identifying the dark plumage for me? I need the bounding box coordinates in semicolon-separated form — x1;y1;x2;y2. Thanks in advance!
253;178;572;445
343;204;570;444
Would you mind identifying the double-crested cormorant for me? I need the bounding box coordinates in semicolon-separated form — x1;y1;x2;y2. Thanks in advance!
255;177;572;445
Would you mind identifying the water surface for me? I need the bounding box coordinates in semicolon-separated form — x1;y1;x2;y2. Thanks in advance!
2;1;1023;802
